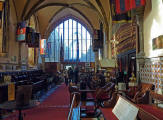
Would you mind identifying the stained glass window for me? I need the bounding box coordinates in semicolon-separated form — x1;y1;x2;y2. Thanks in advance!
45;18;95;62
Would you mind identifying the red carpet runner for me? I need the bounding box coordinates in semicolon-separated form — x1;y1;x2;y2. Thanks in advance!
6;84;70;120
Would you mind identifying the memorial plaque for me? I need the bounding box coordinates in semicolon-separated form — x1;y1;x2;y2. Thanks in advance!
4;75;11;83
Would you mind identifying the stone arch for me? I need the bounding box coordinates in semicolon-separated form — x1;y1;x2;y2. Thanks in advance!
44;8;94;39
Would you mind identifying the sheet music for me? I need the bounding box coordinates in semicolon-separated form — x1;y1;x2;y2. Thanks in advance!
112;97;139;120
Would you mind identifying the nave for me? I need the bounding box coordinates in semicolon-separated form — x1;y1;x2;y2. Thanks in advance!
0;0;163;120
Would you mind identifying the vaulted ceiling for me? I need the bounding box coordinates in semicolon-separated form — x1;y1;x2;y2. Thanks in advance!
13;0;110;37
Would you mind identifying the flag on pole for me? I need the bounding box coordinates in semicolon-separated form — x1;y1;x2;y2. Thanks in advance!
110;0;131;23
115;0;146;14
17;21;26;41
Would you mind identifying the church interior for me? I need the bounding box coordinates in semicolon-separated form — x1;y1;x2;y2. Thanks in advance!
0;0;163;120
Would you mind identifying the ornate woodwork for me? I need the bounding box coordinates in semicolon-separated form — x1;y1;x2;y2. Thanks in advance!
111;21;138;56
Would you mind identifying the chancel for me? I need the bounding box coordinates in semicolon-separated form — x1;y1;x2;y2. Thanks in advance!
0;0;163;120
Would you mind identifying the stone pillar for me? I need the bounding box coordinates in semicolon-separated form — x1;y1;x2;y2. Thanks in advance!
103;32;107;58
42;57;45;72
18;42;21;69
135;7;145;84
95;51;99;72
108;24;112;59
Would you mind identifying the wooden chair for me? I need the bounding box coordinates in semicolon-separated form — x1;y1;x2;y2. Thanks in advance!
130;83;154;104
101;92;118;108
79;82;115;118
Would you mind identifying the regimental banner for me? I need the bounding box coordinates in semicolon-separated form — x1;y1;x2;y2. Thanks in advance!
93;30;103;51
17;21;26;41
8;83;15;101
140;60;163;91
34;32;40;48
40;39;46;55
110;0;131;23
115;0;146;14
25;27;40;48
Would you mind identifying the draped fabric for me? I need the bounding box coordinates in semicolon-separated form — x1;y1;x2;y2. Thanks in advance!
110;0;131;23
115;0;146;14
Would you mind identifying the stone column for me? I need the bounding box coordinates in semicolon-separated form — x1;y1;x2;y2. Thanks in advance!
41;57;45;72
18;42;22;69
95;51;99;72
103;31;107;58
108;24;112;59
135;7;145;84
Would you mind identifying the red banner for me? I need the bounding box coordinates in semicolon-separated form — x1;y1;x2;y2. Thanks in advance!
116;0;146;14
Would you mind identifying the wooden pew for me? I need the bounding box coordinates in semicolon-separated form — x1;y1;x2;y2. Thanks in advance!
137;91;163;120
101;92;163;120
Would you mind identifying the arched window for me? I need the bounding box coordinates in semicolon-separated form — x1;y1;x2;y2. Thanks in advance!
45;18;95;62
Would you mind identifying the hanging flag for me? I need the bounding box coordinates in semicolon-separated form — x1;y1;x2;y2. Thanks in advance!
40;39;46;55
110;0;131;23
115;0;146;14
34;33;40;48
17;21;26;41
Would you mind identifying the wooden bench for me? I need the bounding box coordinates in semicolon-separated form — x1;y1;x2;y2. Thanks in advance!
137;91;163;120
101;91;163;120
101;94;140;120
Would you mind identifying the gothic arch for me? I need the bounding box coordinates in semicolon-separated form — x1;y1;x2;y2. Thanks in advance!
44;8;94;39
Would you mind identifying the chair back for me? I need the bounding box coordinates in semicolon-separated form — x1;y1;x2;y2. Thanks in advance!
141;83;153;93
16;85;32;106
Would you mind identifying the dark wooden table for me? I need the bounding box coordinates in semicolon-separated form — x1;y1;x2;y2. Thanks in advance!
0;100;38;120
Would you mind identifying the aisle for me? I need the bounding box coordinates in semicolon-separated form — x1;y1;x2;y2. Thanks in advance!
6;83;70;120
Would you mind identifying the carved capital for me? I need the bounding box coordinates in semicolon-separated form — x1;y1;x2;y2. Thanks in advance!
136;51;145;66
137;51;145;58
